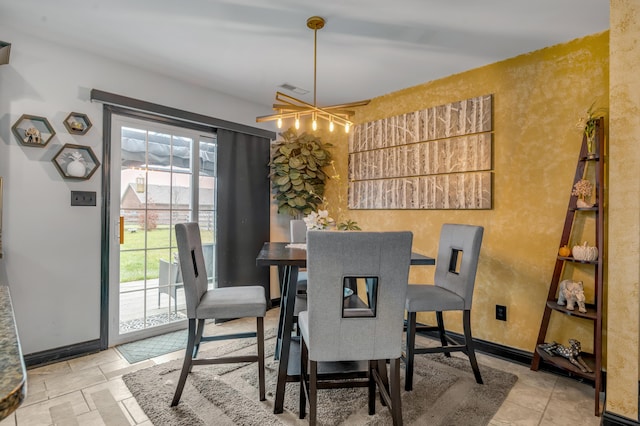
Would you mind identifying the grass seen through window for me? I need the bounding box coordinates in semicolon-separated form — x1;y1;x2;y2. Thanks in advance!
120;226;213;283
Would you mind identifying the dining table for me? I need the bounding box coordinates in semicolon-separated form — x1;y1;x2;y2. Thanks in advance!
256;241;435;414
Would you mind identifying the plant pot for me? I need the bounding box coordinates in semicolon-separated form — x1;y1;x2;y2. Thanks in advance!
576;198;593;208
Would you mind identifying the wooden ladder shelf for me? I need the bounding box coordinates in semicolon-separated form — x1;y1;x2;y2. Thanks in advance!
530;117;604;417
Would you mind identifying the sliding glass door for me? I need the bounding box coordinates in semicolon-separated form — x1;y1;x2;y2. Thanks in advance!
108;115;216;345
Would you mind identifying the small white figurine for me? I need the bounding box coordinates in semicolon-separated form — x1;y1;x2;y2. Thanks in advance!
557;279;587;313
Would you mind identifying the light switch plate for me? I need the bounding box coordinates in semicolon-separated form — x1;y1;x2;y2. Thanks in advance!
71;191;96;206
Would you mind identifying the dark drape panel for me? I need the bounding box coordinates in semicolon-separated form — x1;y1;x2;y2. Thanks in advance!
216;129;271;299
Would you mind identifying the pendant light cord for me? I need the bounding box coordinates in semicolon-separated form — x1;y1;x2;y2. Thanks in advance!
313;26;317;108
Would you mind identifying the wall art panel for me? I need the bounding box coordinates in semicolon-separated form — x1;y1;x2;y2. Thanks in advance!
348;172;492;210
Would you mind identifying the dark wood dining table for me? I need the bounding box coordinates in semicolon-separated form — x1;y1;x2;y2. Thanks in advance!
256;241;435;414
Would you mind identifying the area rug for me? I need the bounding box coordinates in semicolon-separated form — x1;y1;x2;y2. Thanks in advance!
117;329;189;364
123;335;517;426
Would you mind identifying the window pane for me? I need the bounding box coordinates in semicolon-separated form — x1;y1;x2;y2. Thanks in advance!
172;172;192;213
172;135;192;172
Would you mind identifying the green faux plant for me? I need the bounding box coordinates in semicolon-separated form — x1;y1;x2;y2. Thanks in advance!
337;219;361;231
269;129;333;216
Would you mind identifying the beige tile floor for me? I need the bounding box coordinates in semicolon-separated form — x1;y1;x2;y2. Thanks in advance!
1;308;602;426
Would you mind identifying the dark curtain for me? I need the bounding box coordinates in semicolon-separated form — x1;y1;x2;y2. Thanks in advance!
216;129;271;300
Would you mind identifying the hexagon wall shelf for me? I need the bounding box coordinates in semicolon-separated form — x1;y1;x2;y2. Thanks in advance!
11;114;56;147
63;112;92;135
52;143;101;180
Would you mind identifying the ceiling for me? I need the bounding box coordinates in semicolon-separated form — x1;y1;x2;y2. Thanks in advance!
0;0;609;113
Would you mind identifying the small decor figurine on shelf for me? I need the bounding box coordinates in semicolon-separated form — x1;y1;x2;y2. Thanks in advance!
63;112;92;135
572;179;593;208
557;279;587;313
66;151;87;178
558;245;571;257
572;241;598;262
69;121;85;132
24;127;41;144
538;339;593;373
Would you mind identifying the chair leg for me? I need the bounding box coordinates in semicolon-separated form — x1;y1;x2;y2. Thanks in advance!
171;318;197;406
257;317;266;401
368;361;376;415
389;357;403;426
463;310;483;384
192;319;206;360
405;312;417;391
309;360;318;426
376;360;388;406
436;311;451;358
299;338;308;419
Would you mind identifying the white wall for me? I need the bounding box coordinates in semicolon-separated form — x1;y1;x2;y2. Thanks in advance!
0;27;274;354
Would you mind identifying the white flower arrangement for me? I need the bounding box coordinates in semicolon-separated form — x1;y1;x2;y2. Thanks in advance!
303;209;335;230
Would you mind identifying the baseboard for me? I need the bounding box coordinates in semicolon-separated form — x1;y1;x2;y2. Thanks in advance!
24;339;101;368
602;411;640;426
415;326;600;385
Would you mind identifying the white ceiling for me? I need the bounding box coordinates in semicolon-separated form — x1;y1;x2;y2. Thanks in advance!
0;0;610;112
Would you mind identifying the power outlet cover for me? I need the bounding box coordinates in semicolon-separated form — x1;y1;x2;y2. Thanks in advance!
496;305;507;321
71;190;96;206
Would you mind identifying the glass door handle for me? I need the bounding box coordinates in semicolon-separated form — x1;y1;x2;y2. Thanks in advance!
119;216;124;245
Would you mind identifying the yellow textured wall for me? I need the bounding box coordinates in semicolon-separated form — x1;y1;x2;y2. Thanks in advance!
318;31;609;353
606;0;640;419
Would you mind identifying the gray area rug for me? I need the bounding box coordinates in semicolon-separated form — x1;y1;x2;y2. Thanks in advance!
123;336;517;426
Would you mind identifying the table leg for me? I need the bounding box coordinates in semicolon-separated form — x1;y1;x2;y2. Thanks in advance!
274;265;288;360
274;265;298;414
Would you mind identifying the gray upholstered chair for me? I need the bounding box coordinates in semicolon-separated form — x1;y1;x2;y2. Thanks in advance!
404;223;484;391
170;222;266;406
290;219;308;292
290;219;308;243
298;231;413;426
157;257;182;311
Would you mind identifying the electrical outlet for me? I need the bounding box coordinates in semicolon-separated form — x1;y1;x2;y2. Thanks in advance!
71;190;96;206
496;305;507;321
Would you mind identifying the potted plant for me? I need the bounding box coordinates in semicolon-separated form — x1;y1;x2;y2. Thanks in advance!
575;101;606;158
269;129;333;216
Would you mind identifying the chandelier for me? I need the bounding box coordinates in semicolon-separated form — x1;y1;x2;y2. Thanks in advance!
256;16;370;133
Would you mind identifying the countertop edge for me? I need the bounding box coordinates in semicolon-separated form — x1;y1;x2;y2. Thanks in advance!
0;286;27;421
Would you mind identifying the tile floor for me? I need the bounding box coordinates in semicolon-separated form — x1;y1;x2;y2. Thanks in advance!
1;308;603;426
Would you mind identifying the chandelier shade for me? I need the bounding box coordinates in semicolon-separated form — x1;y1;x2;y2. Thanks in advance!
256;16;369;133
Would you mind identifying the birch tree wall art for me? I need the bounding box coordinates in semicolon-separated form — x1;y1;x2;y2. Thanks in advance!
348;95;493;210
